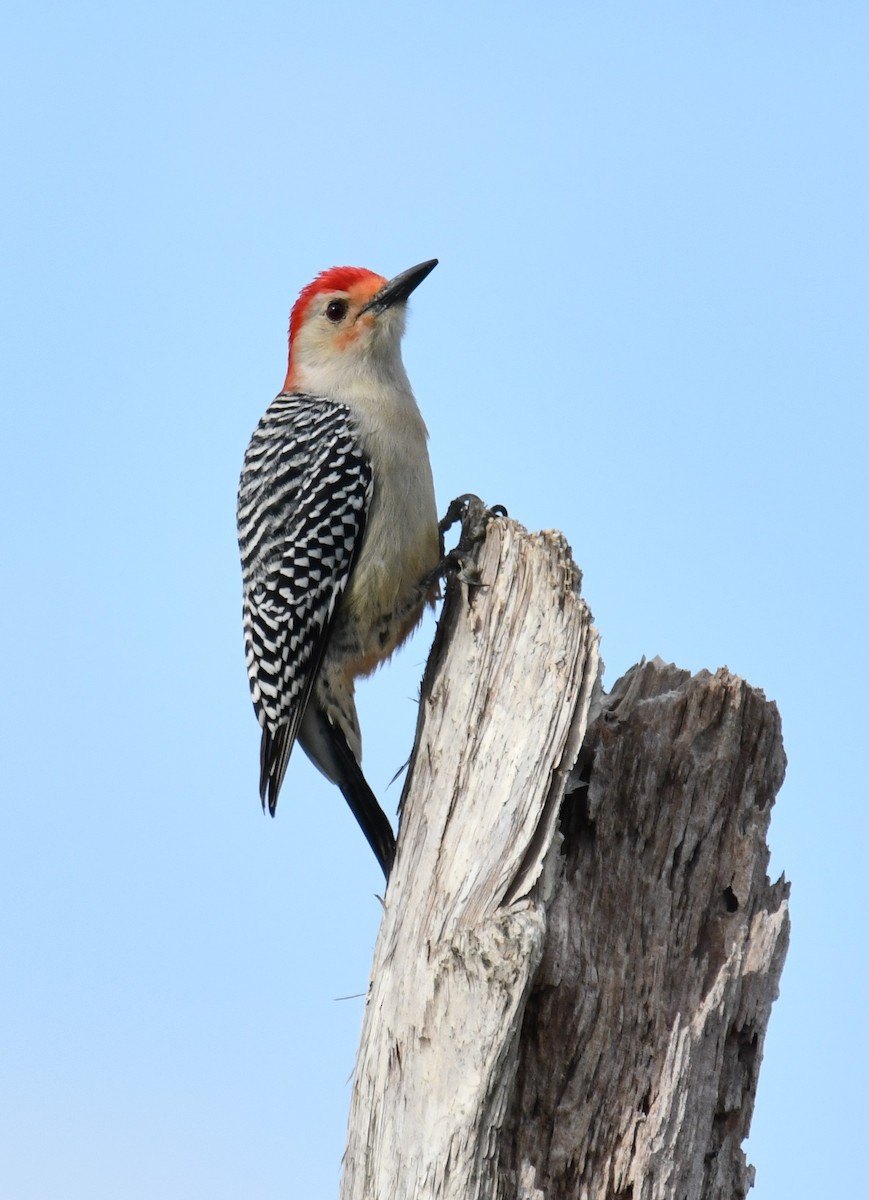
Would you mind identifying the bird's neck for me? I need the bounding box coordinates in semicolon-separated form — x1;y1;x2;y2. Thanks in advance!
284;350;415;410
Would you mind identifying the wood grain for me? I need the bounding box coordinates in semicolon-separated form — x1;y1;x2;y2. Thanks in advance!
340;516;788;1200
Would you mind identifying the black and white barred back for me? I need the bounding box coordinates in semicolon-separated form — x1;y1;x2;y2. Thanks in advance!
237;393;374;766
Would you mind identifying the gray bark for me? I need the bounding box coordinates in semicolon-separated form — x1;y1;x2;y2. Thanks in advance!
340;515;788;1200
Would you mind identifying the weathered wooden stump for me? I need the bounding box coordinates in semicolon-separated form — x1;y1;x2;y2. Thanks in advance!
341;513;788;1200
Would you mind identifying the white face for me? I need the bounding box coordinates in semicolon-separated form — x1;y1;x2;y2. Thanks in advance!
288;283;409;398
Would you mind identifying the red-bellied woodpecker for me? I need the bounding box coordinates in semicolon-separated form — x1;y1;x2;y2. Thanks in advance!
237;259;440;878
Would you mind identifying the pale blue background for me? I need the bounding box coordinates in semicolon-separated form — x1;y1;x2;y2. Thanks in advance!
2;3;866;1196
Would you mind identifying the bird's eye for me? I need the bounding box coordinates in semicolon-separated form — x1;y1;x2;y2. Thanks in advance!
325;299;348;323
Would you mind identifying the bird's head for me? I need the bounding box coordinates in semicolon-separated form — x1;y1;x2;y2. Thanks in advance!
283;259;437;398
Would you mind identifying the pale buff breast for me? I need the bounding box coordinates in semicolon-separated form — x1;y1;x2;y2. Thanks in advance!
338;402;439;676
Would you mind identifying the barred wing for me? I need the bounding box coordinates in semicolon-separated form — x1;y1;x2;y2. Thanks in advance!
237;393;373;809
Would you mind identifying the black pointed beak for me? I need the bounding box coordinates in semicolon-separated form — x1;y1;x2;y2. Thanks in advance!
361;259;438;314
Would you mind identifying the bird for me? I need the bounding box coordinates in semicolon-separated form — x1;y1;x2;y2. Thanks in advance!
237;259;440;879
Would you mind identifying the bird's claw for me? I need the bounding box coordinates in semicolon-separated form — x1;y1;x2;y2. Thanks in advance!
438;493;508;538
433;494;508;592
441;547;484;588
438;494;473;537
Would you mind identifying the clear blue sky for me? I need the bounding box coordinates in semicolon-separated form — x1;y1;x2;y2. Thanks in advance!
2;3;866;1196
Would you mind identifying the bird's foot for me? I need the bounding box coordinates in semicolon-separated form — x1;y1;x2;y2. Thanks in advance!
438;493;508;540
440;545;484;588
431;494;508;590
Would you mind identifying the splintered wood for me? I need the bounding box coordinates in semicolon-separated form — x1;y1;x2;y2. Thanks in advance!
340;517;788;1200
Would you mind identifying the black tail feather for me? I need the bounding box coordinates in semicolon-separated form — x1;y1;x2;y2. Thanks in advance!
299;709;396;880
259;726;294;817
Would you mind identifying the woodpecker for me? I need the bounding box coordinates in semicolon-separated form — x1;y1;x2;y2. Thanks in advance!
237;259;440;879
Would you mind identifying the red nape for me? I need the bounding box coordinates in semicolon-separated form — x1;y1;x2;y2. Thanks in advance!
289;266;384;347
